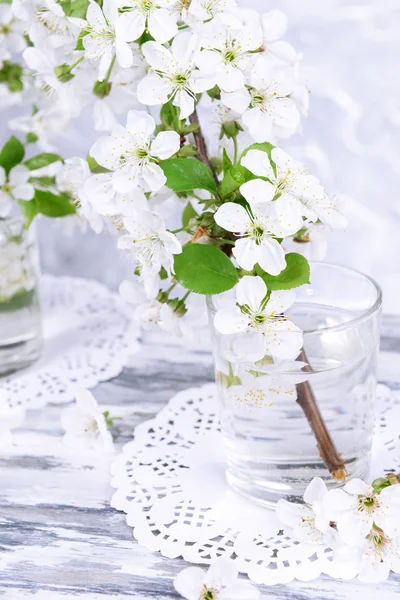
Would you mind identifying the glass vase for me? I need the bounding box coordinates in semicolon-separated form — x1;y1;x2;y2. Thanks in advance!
207;263;382;508
0;216;42;375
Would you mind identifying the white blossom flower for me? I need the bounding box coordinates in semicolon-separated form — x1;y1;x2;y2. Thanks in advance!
22;46;84;117
117;0;178;44
323;479;400;545
81;0;134;79
137;33;216;119
261;10;298;65
118;209;182;274
57;158;104;234
0;393;26;449
187;0;239;27
0;165;34;216
90;110;180;193
10;105;71;152
196;16;263;92
0;5;27;54
214;275;303;361
61;388;115;454
276;477;333;544
241;148;343;231
214;200;293;275
326;528;400;583
83;172;147;221
12;0;79;49
221;56;300;142
174;557;260;600
355;530;400;583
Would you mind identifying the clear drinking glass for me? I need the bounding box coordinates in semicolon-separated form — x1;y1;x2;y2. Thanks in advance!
207;263;382;508
0;216;42;375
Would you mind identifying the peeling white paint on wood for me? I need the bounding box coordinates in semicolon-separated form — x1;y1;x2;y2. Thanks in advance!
1;328;399;599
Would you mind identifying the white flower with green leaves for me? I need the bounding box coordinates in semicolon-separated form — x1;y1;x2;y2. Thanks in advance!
221;55;300;142
0;165;34;217
214;200;293;275
137;32;216;119
81;0;134;79
196;16;263;92
61;388;115;454
277;477;333;545
241;148;347;231
174;557;260;600
117;0;178;44
118;209;182;275
323;479;400;545
214;276;303;361
90;110;180;193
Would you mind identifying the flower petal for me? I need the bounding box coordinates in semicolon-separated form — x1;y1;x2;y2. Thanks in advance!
137;74;172;107
142;40;174;73
267;290;296;314
241;149;275;180
304;477;328;506
214;203;250;233
126;110;155;141
265;320;303;360
118;10;146;42
257;238;286;276
204;557;238;588
274;193;303;232
151;131;180;159
236;275;267;312
214;307;249;335
240;179;275;206
148;8;178;43
75;388;100;417
173;566;205;600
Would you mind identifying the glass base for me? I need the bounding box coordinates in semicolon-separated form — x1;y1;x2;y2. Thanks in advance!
0;335;42;376
225;451;371;509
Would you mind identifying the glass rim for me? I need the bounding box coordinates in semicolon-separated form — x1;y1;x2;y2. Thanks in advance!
300;261;383;334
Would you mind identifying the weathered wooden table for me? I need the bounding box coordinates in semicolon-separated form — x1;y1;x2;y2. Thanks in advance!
1;320;400;599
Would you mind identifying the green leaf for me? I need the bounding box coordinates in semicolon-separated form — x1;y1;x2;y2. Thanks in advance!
0;136;25;174
24;153;63;170
18;199;39;228
76;29;89;50
222;148;233;174
218;164;254;198
182;201;198;228
34;189;76;218
160;158;217;194
62;0;89;18
0;288;35;311
174;244;238;295
241;142;276;176
257;253;311;291
87;153;110;173
241;142;275;160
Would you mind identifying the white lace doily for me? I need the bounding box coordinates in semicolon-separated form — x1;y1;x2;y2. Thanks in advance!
1;276;139;409
111;383;400;585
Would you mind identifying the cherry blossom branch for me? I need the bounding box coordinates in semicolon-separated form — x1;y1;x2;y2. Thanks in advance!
296;349;346;481
189;109;219;187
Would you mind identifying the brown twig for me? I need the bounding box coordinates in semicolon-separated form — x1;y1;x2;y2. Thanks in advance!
189;110;219;187
296;349;346;481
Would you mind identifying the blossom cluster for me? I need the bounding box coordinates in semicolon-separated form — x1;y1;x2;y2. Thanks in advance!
1;0;347;360
277;476;400;583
